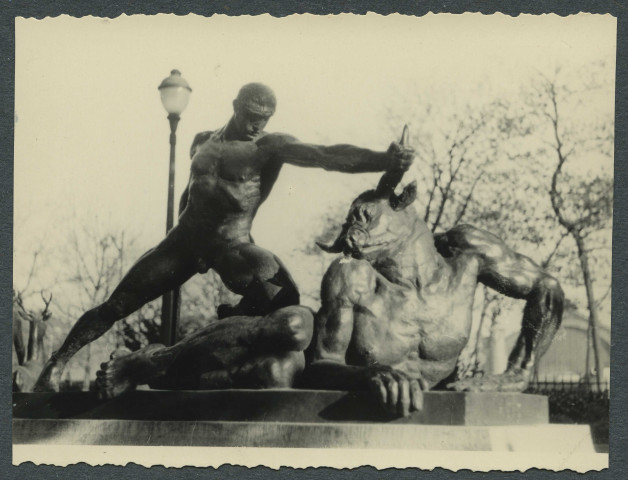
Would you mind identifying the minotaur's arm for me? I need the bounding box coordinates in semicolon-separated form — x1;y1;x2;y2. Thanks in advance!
304;263;367;389
302;260;423;416
437;224;564;373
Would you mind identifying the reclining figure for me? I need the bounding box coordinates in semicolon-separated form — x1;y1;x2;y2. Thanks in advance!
95;305;313;399
301;170;564;416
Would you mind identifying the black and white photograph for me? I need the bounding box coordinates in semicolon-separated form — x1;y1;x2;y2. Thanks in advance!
11;12;614;471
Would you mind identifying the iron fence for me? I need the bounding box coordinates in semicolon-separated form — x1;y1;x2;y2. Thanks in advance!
528;378;610;396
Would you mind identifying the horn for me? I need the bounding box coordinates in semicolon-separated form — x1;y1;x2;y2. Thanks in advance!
399;124;409;146
375;124;410;197
316;222;350;254
315;240;344;254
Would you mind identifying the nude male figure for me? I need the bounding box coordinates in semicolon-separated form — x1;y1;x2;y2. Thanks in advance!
301;171;564;416
34;83;414;392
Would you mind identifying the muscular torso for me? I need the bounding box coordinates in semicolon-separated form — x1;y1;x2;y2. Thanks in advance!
179;132;282;246
323;252;480;387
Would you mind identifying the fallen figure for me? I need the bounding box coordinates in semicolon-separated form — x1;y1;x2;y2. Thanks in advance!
300;169;564;417
95;305;313;399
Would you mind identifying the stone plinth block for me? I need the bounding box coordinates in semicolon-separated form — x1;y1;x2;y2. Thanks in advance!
13;389;548;425
13;390;593;452
13;419;595;452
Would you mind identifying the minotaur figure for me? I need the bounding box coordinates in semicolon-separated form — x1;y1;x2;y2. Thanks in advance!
301;170;564;416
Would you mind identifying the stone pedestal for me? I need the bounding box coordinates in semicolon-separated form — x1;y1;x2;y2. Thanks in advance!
13;389;595;452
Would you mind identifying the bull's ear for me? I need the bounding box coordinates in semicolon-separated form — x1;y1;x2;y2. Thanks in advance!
389;181;417;211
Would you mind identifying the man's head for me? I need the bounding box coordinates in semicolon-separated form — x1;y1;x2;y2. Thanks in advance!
232;83;277;141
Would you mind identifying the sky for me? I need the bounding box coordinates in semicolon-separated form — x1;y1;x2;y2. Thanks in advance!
14;13;616;297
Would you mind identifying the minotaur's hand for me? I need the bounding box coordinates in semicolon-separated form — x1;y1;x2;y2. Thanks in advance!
387;142;415;172
367;365;426;417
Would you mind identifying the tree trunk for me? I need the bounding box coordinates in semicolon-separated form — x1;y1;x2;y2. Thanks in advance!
82;343;92;391
584;320;592;383
574;233;603;388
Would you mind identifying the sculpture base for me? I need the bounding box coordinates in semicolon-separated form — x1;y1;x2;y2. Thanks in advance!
13;418;595;452
13;389;548;424
12;389;594;452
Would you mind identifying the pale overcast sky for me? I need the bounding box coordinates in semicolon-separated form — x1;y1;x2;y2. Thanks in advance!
14;13;616;290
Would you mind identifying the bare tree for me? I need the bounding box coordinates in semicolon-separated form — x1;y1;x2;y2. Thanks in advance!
386;91;533;233
53;224;137;390
527;66;613;387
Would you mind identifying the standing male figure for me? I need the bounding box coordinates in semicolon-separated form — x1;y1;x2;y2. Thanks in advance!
34;82;414;392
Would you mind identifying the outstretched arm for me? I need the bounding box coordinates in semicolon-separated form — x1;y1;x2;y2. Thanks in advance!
439;225;564;374
262;133;414;173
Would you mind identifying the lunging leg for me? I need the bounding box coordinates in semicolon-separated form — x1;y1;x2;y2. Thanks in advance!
34;229;197;392
214;243;301;318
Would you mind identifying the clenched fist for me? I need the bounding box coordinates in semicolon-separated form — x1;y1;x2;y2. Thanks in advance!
387;141;415;172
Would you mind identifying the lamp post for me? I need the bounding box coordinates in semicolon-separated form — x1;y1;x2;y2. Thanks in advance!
158;69;191;346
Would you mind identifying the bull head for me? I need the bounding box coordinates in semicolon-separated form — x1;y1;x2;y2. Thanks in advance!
317;171;417;260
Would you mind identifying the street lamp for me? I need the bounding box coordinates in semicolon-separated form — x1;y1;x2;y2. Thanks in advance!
158;69;191;346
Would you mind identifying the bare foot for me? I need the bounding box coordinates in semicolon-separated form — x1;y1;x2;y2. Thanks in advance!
447;369;530;393
95;344;166;400
33;357;65;392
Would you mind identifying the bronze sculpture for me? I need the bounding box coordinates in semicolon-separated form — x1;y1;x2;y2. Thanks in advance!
33;83;414;392
301;169;564;416
91;167;562;416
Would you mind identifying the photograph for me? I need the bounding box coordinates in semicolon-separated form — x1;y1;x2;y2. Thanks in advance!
11;12;614;471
